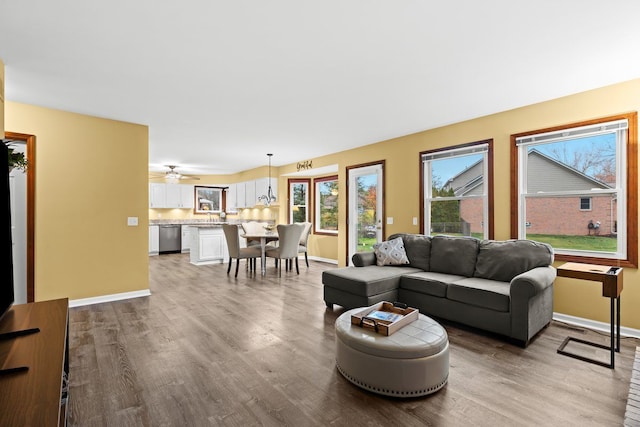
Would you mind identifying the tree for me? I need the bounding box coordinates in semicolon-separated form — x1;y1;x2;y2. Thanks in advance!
291;183;307;222
319;181;338;230
431;186;459;227
547;137;616;185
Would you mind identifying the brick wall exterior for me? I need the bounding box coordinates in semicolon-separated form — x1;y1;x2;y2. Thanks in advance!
526;196;616;236
459;196;617;236
460;198;485;234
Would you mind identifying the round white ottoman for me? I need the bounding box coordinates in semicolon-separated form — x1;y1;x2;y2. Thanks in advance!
335;308;449;398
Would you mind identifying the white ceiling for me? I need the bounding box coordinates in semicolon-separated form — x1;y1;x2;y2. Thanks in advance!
2;1;640;175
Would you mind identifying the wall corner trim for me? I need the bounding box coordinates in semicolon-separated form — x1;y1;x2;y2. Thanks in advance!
553;312;640;340
69;289;151;308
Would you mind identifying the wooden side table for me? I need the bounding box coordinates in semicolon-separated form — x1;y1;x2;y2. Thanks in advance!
556;262;622;369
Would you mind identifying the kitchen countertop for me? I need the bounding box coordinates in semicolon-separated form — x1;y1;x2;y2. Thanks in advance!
149;220;274;227
149;221;230;227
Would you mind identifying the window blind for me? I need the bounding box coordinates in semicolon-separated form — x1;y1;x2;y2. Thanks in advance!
516;119;628;146
422;143;488;161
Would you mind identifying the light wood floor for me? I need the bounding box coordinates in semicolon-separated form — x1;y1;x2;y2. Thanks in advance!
67;253;639;426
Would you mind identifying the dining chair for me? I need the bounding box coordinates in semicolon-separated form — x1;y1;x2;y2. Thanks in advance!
265;223;305;276
296;222;312;267
222;224;262;277
241;221;268;247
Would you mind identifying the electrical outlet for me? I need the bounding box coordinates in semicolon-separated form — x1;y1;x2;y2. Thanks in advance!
413;217;418;225
127;217;139;226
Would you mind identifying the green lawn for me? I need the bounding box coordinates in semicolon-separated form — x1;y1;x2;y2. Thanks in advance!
357;237;377;252
526;234;617;252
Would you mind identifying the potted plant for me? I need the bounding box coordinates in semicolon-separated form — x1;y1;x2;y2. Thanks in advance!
4;140;28;172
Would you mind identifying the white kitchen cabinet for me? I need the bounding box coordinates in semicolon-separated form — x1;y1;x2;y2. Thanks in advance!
225;184;238;212
149;225;159;255
166;183;194;208
181;225;191;253
255;177;278;205
149;183;194;208
236;182;246;208
180;184;194;208
149;183;167;208
189;226;228;265
165;183;181;207
201;179;272;211
245;181;256;208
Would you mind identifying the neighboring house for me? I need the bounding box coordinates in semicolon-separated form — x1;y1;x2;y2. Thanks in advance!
524;149;615;236
443;150;615;236
442;159;484;234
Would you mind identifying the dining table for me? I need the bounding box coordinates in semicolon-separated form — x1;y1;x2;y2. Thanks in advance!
240;230;279;275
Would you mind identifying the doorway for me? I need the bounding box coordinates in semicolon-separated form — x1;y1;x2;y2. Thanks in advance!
346;161;384;265
5;132;35;303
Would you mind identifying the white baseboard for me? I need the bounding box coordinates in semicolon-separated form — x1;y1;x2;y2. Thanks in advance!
69;289;151;308
553;312;640;340
308;255;338;265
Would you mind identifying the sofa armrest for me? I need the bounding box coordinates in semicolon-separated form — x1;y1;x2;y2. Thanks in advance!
510;266;556;345
352;252;376;267
510;266;556;299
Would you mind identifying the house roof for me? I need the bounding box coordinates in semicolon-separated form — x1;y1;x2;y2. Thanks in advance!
440;149;610;196
444;159;483;196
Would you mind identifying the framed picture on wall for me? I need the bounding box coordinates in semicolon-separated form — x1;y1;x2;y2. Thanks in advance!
194;186;223;213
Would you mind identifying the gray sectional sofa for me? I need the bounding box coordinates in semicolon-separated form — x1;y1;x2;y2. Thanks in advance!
322;234;556;346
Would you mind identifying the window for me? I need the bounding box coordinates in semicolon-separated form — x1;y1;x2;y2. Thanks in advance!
421;140;493;239
511;113;637;267
288;179;310;223
315;175;338;234
194;186;223;213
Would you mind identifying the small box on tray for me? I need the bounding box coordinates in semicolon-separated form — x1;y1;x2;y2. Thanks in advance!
350;301;419;336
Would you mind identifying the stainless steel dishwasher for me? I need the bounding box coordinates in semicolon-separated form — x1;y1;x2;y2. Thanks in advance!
159;224;181;254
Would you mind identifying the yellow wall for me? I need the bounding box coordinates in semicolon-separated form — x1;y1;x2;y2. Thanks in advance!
6;101;149;301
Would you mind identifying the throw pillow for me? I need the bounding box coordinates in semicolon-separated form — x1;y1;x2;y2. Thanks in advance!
389;233;432;271
374;237;410;266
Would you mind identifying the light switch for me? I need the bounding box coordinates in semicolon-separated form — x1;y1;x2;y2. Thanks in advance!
387;217;393;225
127;217;139;226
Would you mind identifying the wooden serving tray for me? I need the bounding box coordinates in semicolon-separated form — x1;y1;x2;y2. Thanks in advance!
351;301;419;336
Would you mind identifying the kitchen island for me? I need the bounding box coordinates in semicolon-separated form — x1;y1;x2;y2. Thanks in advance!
188;223;229;265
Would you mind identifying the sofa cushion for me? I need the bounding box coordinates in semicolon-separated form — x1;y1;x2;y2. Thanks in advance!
429;235;479;277
322;266;421;297
373;237;410;266
474;239;554;283
352;251;377;267
389;233;432;271
400;271;466;298
447;277;511;312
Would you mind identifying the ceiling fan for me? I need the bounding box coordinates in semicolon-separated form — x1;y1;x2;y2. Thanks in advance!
149;165;200;182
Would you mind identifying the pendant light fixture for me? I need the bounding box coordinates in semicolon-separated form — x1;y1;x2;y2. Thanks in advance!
258;153;276;207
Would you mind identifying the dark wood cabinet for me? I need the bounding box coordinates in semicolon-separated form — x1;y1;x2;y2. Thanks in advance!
0;298;69;426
